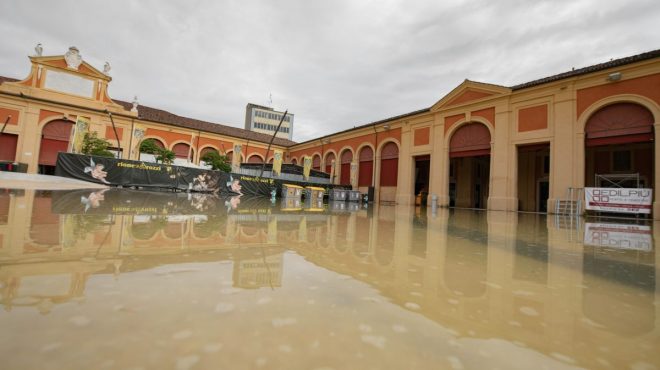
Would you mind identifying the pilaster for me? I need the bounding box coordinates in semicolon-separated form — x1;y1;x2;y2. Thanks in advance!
396;124;414;205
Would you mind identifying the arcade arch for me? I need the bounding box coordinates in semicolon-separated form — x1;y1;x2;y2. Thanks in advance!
38;119;74;174
379;141;399;187
312;154;321;171
357;145;374;189
339;148;353;186
138;137;165;163
584;102;655;189
172;142;193;165
448;122;491;209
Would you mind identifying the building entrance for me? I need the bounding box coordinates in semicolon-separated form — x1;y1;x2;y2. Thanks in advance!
414;155;430;206
584;103;654;190
38;119;73;175
517;144;550;212
448;123;491;209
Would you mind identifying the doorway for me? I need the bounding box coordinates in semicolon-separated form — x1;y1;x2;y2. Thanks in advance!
414;155;430;206
449;123;491;209
517;143;550;212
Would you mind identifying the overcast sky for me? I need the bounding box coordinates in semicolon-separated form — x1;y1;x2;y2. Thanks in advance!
1;0;659;142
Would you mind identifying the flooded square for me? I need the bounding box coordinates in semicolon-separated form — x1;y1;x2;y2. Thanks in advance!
0;188;658;369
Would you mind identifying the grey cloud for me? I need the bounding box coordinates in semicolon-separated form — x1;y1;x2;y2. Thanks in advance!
1;0;658;142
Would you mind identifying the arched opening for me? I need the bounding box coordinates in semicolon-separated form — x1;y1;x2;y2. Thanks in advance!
172;143;193;165
449;123;491;209
268;157;274;164
38;119;74;175
340;149;353;186
358;146;374;189
312;154;321;171
199;147;218;168
291;158;298;166
584;103;654;190
139;138;165;162
248;155;263;163
379;142;398;202
325;152;335;175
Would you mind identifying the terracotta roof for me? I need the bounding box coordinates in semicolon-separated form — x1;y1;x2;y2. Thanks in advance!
0;75;295;146
112;100;296;147
511;48;660;90
293;107;430;147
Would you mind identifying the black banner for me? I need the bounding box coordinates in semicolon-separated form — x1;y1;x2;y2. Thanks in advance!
55;153;351;197
56;152;234;193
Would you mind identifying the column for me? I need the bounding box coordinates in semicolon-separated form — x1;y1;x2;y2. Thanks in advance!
396;123;414;205
431;113;448;206
487;106;516;211
549;90;577;212
653;123;660;218
18;105;41;174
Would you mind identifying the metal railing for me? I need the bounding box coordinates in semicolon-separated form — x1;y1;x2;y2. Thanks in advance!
233;167;331;184
555;187;583;216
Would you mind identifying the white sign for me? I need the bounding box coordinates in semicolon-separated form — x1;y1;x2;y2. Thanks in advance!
584;223;652;251
44;70;94;98
584;187;652;214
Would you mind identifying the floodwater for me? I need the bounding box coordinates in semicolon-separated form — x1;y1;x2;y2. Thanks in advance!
0;188;658;370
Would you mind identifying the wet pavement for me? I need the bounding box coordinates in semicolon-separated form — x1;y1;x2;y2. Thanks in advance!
0;188;658;369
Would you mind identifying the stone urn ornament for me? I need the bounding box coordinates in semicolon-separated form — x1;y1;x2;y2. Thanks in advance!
64;46;83;70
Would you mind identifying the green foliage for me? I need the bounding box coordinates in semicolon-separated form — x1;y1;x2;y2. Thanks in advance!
201;151;231;172
139;139;160;154
139;139;175;164
81;132;115;158
156;149;175;164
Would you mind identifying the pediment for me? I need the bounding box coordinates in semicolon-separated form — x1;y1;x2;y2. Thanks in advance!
431;80;510;111
31;55;111;81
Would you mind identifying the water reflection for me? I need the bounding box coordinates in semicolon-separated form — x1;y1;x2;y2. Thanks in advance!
0;188;658;369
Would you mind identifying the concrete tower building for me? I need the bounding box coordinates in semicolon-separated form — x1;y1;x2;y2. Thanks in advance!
245;103;294;140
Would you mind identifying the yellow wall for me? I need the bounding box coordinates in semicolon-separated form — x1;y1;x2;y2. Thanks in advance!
2;51;660;216
0;55;287;172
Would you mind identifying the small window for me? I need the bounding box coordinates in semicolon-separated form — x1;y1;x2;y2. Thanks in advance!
612;150;632;172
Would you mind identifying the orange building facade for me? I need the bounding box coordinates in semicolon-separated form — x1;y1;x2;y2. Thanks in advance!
287;49;660;217
0;47;293;177
1;47;660;216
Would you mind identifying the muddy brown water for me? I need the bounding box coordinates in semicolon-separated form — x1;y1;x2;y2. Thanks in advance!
0;188;658;369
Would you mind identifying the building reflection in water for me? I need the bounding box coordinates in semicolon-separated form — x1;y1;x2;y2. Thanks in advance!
0;188;658;368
